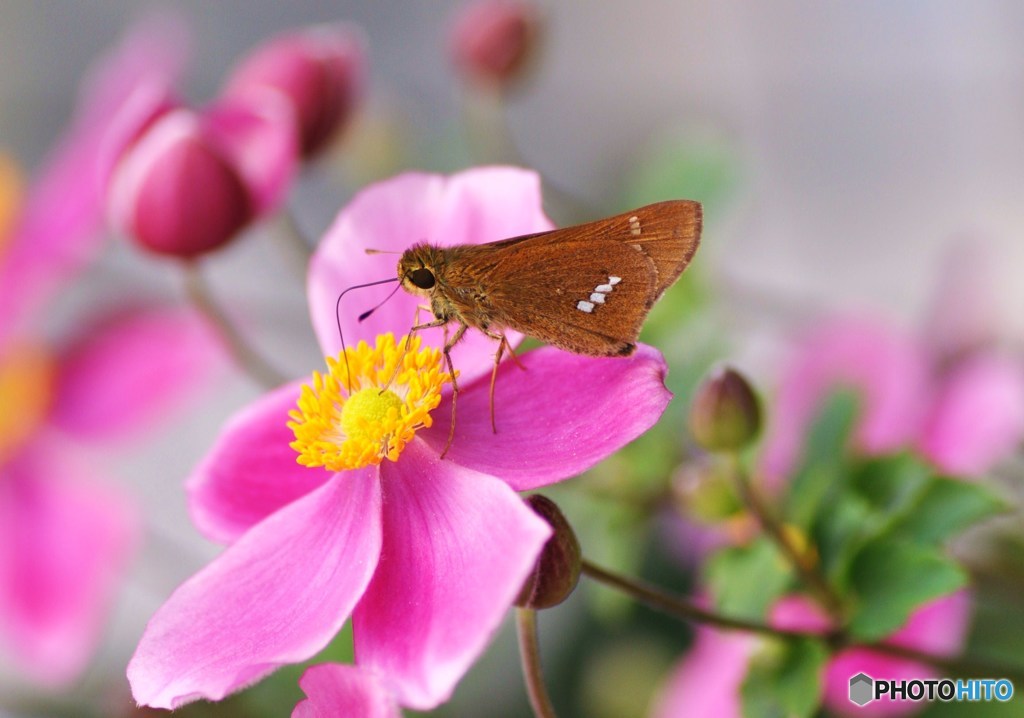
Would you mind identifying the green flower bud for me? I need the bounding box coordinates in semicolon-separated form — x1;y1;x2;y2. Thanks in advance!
688;365;762;452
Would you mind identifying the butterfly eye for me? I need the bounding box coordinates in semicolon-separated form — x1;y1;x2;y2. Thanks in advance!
410;267;436;289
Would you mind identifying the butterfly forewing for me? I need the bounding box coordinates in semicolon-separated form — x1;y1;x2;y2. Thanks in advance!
476;237;658;355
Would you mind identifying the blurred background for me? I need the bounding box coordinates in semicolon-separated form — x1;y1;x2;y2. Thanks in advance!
2;1;1023;716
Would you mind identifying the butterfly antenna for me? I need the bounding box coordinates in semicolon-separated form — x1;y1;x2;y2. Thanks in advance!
358;282;403;322
335;278;400;389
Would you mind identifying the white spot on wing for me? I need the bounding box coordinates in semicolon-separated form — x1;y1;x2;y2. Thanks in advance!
629;215;642;236
577;275;622;313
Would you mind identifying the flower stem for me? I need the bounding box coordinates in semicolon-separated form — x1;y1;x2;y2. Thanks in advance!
182;262;287;389
273;206;313;277
580;558;812;640
515;607;558;718
580;557;1024;684
727;456;846;619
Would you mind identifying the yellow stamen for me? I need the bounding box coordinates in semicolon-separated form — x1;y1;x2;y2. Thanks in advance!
288;333;452;471
0;343;55;463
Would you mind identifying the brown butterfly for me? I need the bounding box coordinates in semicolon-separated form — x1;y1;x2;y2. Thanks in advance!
395;199;702;453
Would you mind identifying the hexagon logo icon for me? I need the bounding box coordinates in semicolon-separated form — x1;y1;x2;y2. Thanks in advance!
849;672;874;707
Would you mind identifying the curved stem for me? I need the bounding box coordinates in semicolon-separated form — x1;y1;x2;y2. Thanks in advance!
516;607;558;718
273;206;313;276
581;557;1024;683
182;262;287;389
727;456;846;619
580;559;812;641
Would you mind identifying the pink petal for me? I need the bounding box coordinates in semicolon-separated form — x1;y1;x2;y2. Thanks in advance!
822;592;971;717
49;306;225;442
308;167;552;384
421;344;671;491
353;439;550;709
918;353;1024;476
0;14;187;341
759;317;930;487
650;627;754;718
0;446;138;686
204;93;299;217
128;470;382;709
769;594;832;634
293;664;400;718
187;381;332;544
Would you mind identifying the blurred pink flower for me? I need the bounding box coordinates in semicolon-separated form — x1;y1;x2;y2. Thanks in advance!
772;592;971;717
651;591;969;718
293;664;400;718
128;167;673;710
0;14;188;343
224;24;366;158
450;0;540;89
759;317;930;486
0;307;223;685
650;626;754;718
759;312;1024;483
107;93;297;258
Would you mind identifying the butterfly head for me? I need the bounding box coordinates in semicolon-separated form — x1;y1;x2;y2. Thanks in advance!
397;244;445;299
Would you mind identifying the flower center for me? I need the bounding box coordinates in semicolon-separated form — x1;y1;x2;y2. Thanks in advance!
288;333;452;471
0;343;55;464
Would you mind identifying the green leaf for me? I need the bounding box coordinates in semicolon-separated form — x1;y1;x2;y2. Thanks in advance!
784;392;860;528
848;455;931;515
741;638;827;718
846;539;968;641
890;476;1008;545
705;539;792;621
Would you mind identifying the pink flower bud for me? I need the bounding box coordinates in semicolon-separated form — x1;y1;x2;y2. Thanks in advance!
108;110;252;257
450;1;540;89
224;25;366;158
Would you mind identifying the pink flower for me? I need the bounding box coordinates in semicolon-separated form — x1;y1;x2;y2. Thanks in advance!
0;307;223;685
224;24;366;158
772;592;971;717
652;591;970;718
0;14;188;342
759;314;1024;483
759;317;930;486
128;167;672;710
293;664;400;718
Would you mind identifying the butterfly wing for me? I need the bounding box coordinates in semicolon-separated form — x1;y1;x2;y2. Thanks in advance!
434;200;702;356
470;237;658;355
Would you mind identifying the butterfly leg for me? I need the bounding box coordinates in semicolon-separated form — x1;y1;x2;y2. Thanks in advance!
438;322;468;458
479;330;522;434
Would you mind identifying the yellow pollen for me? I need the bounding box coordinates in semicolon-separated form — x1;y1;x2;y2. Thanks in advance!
0;343;55;464
288;333;452;471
